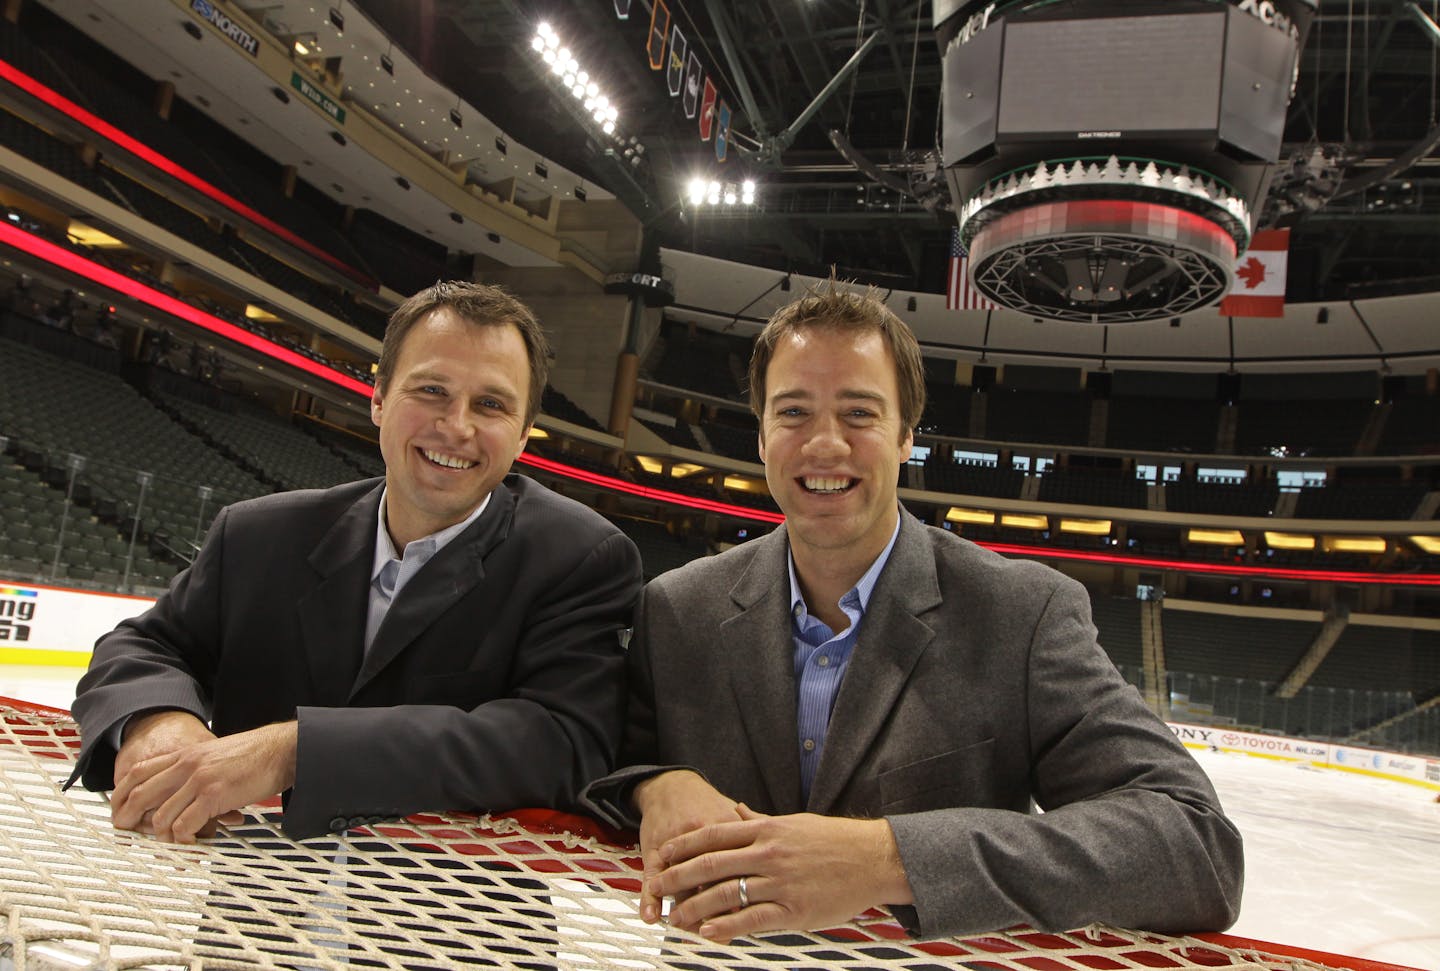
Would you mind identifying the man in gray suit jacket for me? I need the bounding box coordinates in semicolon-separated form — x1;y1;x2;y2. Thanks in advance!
70;281;642;842
585;284;1243;942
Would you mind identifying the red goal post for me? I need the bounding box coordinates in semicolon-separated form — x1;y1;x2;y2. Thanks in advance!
0;699;1418;971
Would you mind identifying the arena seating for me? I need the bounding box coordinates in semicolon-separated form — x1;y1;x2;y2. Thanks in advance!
540;387;607;433
345;210;451;301
1088;596;1144;671
1293;478;1429;520
1163;610;1314;685
1158;609;1423;738
636;417;703;450
1378;395;1440;455
308;428;385;479
644;324;749;400
0;13;365;276
1311;626;1429;693
0;107;391;339
0;454;179;588
1037;465;1149;509
921;457;1026;499
698;419;759;462
1165;477;1280;517
1106;395;1221;453
610;517;709;580
1234;398;1374;456
154;392;369;492
919;381;973;437
982;388;1091;447
0;333;268;577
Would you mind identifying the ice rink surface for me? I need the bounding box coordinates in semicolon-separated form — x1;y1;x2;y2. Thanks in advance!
1190;746;1439;970
4;668;1437;970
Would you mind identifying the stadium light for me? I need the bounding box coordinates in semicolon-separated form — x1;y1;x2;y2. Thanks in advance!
530;22;628;149
687;177;758;208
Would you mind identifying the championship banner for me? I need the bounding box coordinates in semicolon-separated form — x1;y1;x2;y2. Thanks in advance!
683;51;703;118
647;0;670;70
667;25;687;97
1219;228;1290;318
698;77;717;140
714;99;732;161
614;0;632;19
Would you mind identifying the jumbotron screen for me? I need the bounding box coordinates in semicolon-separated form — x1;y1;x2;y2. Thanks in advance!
935;0;1315;324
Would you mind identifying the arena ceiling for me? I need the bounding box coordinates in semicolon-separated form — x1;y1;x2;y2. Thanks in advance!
346;0;1440;301
27;0;1440;374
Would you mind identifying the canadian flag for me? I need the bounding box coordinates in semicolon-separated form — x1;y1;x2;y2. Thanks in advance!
1218;228;1289;317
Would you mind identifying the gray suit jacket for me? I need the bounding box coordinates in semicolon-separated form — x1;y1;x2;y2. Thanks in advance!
586;510;1243;938
71;474;642;839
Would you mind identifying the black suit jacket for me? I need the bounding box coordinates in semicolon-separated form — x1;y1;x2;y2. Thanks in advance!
71;474;642;839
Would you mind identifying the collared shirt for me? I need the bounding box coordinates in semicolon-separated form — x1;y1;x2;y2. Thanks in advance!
788;514;902;803
362;488;491;654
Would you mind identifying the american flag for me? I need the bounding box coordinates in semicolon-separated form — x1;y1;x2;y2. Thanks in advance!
947;228;995;311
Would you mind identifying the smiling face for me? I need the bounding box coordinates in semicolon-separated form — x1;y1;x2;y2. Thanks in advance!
758;326;913;573
371;307;533;549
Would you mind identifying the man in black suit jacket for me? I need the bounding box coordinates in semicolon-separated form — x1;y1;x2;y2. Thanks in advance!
70;281;642;842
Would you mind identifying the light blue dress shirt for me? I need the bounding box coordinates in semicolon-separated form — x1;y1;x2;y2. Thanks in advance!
787;514;901;802
362;488;491;655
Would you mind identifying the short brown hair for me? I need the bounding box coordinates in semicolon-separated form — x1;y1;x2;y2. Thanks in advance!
748;280;926;438
377;280;552;425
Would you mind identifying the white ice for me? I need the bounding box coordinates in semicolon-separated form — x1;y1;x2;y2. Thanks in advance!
1190;746;1439;971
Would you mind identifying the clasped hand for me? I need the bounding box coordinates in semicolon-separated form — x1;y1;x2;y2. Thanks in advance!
635;771;913;944
111;710;298;844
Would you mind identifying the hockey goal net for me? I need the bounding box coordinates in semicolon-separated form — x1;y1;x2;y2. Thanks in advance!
0;700;1413;971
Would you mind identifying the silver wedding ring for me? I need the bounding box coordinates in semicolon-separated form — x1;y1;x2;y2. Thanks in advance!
737;875;750;909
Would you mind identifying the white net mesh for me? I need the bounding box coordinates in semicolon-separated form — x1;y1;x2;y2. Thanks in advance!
0;703;1377;971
